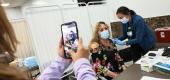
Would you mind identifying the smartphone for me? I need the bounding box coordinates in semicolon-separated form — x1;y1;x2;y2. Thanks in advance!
61;21;79;59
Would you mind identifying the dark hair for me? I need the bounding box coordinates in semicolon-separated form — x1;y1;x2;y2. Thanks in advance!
116;6;136;15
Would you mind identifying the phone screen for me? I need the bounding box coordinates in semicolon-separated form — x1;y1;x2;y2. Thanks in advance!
61;21;78;58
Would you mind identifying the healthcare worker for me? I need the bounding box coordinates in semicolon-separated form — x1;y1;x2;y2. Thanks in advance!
114;6;156;62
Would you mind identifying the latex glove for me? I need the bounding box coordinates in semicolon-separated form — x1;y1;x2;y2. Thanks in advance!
115;39;126;45
112;38;119;43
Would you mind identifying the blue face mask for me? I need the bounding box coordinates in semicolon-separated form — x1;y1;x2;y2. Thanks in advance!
120;17;129;24
100;30;110;39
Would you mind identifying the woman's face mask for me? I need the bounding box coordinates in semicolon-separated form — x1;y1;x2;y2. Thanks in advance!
100;30;110;39
120;17;129;24
117;14;129;24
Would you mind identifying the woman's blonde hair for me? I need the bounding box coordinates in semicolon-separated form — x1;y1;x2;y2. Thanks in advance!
90;21;110;43
0;4;18;60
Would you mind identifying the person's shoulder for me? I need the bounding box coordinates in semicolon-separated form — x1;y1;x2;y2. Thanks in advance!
133;15;144;21
133;15;145;25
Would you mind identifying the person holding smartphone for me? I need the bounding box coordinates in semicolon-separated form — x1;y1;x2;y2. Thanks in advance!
38;38;96;80
0;5;96;80
38;21;96;80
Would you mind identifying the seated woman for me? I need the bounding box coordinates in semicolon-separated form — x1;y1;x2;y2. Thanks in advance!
89;22;126;80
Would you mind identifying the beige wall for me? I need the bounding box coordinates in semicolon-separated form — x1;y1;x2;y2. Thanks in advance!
11;20;35;58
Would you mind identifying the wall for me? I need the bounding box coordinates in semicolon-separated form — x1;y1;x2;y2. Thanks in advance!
24;7;63;71
22;0;77;9
5;7;24;21
22;0;170;27
42;0;78;6
4;7;35;59
107;0;170;22
11;20;35;58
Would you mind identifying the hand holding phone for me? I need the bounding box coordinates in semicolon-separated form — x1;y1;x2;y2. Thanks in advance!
61;21;79;59
68;38;89;63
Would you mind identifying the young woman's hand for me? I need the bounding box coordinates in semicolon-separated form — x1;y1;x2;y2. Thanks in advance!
58;37;65;58
69;38;89;63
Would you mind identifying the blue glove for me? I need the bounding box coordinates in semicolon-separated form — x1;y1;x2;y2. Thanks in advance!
115;39;126;45
112;38;118;43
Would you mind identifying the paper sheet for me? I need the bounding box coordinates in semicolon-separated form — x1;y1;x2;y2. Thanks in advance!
135;50;164;65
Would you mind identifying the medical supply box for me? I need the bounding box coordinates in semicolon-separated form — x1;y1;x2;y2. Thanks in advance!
155;27;170;43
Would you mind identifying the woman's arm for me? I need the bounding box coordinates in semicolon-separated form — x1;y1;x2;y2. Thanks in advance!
74;58;96;80
70;38;97;80
38;38;97;80
38;56;71;80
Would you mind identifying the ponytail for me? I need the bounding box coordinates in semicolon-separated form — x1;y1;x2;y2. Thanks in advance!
129;10;136;15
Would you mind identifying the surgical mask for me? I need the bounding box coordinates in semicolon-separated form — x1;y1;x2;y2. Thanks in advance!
120;17;129;24
100;30;110;39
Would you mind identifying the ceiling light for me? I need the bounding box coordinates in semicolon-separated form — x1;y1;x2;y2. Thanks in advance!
33;0;47;5
1;3;10;7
